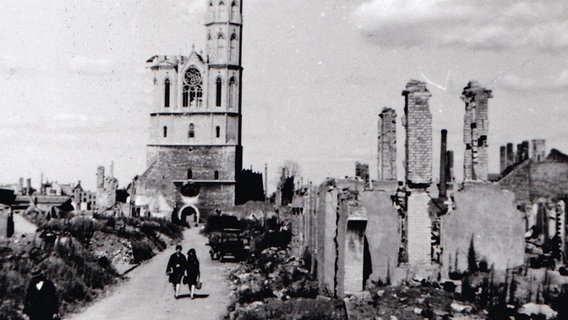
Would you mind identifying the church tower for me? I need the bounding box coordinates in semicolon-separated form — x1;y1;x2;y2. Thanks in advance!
134;0;244;218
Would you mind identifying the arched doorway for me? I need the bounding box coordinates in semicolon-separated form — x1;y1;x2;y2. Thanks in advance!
179;204;200;227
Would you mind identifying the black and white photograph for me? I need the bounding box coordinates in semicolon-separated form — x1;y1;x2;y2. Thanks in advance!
1;0;568;319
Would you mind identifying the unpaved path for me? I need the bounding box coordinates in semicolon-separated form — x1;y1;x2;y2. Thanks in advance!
67;227;233;320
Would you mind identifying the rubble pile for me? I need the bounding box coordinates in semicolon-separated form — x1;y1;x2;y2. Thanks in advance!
345;284;484;320
225;247;344;320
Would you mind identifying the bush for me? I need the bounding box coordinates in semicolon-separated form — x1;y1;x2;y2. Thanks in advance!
131;240;154;263
0;299;25;320
236;298;346;320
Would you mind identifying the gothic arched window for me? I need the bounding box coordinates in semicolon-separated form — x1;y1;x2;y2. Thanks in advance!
163;126;168;138
216;126;221;138
217;33;225;63
187;169;193;179
230;1;238;20
214;171;219;180
164;78;170;107
188;123;195;138
228;77;237;109
230;33;238;62
216;77;222;107
183;68;203;107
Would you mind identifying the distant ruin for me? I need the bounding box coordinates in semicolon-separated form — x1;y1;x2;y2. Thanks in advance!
284;80;564;298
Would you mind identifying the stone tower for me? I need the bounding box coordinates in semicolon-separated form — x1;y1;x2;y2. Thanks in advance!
462;81;492;182
135;0;244;218
377;107;397;181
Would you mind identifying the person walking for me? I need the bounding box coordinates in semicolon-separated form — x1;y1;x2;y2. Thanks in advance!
23;266;60;320
185;248;200;299
166;245;186;299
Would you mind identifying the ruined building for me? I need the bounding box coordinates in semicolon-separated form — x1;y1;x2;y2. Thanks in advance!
133;0;247;219
462;81;492;182
355;161;370;186
96;165;118;212
377;108;397;181
499;140;568;202
288;80;529;297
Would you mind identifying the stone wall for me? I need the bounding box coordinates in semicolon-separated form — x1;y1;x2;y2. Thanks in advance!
462;81;492;182
406;190;432;265
378;108;397;181
402;80;432;186
499;158;568;202
138;144;237;216
441;184;524;273
316;184;338;296
360;190;400;284
498;160;531;202
529;161;568;200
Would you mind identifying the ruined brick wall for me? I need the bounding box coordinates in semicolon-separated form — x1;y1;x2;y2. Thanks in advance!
529;161;568;200
507;143;515;168
500;146;507;174
96;166;104;189
498;160;531;202
355;161;369;183
499;160;568;202
531;139;546;162
441;185;524;273
462;81;492;182
406;190;432;265
378;108;397;181
360;190;400;284
402;80;432;186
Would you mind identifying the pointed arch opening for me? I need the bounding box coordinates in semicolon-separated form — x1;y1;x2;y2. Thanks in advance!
216;77;222;107
214;171;219;180
163;126;168;138
217;33;225;63
230;1;238;21
164;78;170;107
216;126;221;138
183;67;203;107
228;77;237;109
230;33;238;63
187;169;193;179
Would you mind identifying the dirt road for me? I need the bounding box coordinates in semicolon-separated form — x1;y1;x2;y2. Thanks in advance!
67;226;233;320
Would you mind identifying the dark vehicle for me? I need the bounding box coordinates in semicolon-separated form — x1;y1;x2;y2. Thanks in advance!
207;215;250;262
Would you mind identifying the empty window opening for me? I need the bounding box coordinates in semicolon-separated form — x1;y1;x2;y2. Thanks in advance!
189;123;195;138
164;78;170;107
216;77;222;106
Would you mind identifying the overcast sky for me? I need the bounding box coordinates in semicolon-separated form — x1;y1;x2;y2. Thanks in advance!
1;0;567;193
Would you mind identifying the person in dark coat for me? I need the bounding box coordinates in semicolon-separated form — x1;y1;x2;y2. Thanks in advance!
166;245;186;298
23;266;59;320
185;248;200;299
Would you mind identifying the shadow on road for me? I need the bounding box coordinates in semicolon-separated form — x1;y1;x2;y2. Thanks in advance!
177;293;210;299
